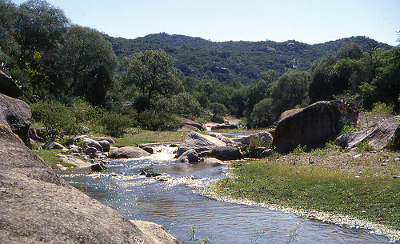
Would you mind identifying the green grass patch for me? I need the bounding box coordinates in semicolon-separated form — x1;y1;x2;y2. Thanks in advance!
214;160;400;230
113;130;189;147
34;149;74;170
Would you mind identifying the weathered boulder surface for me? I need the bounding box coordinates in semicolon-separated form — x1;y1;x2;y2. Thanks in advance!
335;116;400;150
240;131;273;145
176;131;229;157
181;118;205;131
0;93;31;147
0;124;177;243
92;136;115;144
82;138;103;152
0;70;22;98
176;148;199;163
208;132;235;145
272;101;341;153
208;146;243;161
47;141;65;150
109;146;151;159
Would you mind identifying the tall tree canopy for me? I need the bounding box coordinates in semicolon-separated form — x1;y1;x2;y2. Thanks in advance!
15;0;69;53
0;0;19;55
121;49;183;104
61;25;117;101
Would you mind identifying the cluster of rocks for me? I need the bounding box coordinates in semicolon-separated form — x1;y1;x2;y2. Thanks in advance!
0;70;177;243
46;135;115;160
175;100;400;164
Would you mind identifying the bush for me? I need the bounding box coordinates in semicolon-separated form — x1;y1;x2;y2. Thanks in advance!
138;109;180;131
371;102;394;115
31;100;77;139
99;110;135;137
355;140;375;152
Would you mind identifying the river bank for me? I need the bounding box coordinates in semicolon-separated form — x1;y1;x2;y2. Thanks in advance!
203;145;400;243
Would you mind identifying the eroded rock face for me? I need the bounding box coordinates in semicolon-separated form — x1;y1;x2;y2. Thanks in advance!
0;93;31;148
109;146;151;159
0;124;177;243
240;132;273;145
176;131;229;157
335;116;400;151
0;70;22;98
272;101;341;153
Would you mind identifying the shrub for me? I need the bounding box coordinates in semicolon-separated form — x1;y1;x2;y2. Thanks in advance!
354;140;375;152
371;102;394;115
99;110;135;137
31;100;77;139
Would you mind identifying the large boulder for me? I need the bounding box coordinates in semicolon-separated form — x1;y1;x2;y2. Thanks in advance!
0;93;31;148
208;146;243;161
82;138;103;152
0;70;22;98
92;136;115;144
176;149;199;163
240;131;273;145
272;101;341;153
335;116;400;151
176;131;229;157
208;132;235;145
0;124;177;243
109;146;151;159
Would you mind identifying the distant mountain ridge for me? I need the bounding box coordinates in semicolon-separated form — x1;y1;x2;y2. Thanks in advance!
105;33;392;84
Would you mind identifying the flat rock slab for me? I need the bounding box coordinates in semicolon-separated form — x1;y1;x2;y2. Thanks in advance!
335;116;400;150
109;146;151;158
177;131;228;157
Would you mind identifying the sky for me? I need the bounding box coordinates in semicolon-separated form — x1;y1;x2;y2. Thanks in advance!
12;0;400;46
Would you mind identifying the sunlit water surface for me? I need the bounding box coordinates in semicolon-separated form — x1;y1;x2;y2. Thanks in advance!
59;146;394;243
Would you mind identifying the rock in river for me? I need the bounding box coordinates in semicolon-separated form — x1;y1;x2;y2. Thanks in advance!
109;146;151;159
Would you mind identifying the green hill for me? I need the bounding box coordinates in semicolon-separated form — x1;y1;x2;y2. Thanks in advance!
105;33;392;84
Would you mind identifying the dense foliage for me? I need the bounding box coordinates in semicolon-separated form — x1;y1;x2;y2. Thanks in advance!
0;0;398;139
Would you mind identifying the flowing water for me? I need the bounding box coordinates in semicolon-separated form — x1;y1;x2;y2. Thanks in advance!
59;146;395;243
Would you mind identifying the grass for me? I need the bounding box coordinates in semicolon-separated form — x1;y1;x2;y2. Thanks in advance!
35;149;74;170
213;150;400;231
113;129;189;147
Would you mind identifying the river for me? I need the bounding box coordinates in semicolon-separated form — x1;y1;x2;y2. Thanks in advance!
58;145;395;243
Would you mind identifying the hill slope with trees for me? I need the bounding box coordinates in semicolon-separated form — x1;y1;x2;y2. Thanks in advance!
1;0;398;138
105;33;392;84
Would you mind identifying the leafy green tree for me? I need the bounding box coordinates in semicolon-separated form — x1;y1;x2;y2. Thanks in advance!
0;0;19;55
244;79;270;117
372;47;400;113
60;25;117;100
156;92;201;117
121;49;183;103
250;97;273;122
270;69;310;118
210;102;228;123
15;0;68;53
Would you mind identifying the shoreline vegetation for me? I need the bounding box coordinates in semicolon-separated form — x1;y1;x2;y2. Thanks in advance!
38;126;400;243
200;145;400;243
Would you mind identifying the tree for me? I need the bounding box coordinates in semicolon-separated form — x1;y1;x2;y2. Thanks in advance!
15;0;69;53
372;47;400;113
0;0;19;55
244;79;269;118
270;69;310;118
121;49;183;104
60;25;117;99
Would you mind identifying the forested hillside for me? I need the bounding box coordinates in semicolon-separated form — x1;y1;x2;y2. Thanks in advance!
105;33;392;84
1;0;399;140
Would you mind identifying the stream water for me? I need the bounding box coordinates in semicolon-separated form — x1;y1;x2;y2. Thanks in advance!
59;146;394;243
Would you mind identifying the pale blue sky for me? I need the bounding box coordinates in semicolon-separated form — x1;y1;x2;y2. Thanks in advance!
12;0;400;46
